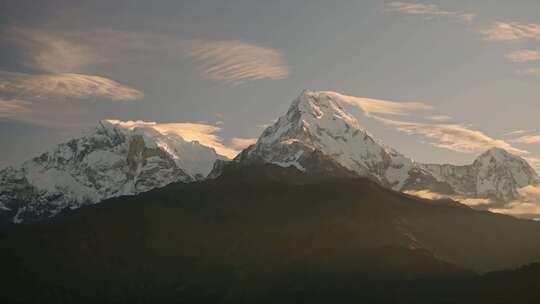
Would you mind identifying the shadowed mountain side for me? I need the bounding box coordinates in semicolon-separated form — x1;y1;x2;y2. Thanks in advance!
1;164;540;303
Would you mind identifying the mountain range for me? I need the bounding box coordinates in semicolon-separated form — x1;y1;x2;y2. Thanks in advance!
2;90;540;303
234;90;538;201
1;90;538;225
2;163;540;303
0;120;225;225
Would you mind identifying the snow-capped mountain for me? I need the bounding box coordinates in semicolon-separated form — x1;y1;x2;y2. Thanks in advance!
0;120;227;224
236;90;416;189
234;90;538;203
422;148;538;202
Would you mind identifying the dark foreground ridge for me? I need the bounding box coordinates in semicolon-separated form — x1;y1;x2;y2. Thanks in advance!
1;163;540;303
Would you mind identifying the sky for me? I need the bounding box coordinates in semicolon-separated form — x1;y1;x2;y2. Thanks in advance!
1;0;540;174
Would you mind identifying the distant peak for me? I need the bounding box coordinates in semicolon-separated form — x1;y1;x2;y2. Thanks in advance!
479;147;512;159
474;147;532;169
287;90;362;130
486;147;508;153
300;88;314;96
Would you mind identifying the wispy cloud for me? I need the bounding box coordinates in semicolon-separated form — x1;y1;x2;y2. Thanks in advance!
407;186;540;220
5;27;290;86
429;115;453;122
490;202;540;219
483;22;540;42
503;129;537;137
187;39;290;85
512;134;540;144
0;98;32;119
524;157;540;174
516;68;540;76
0;28;144;126
152;123;240;158
0;72;143;101
490;185;540;219
4;27;97;73
328;92;527;155
327;91;433;117
385;2;476;23
373;116;528;155
228;137;257;150
404;189;493;207
107;120;242;158
506;49;540;63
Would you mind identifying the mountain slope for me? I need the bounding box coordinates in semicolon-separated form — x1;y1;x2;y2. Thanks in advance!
1;164;540;303
0;120;227;225
234;90;538;203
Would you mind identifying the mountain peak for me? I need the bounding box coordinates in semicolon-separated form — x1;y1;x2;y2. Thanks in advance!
468;147;539;201
287;90;363;131
475;147;530;166
235;90;539;203
0;119;226;224
238;90;414;188
481;147;511;157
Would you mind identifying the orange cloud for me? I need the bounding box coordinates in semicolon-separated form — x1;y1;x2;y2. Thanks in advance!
106;120;241;159
0;98;32;119
516;68;540;76
0;72;143;101
429;115;453;122
326;91;432;117
385;2;475;23
373;116;528;155
484;22;540;42
187;40;290;85
404;190;492;207
506;49;540;63
513;135;540;144
228;137;257;150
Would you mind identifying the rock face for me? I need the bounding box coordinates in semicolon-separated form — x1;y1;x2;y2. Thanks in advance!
0;120;227;224
233;90;538;203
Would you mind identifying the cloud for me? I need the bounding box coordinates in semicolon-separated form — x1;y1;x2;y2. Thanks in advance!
6;27;290;86
228;137;257;150
373;116;528;155
327;91;433;117
3;28;177;73
0;98;32;119
152;123;240;158
506;49;540;63
385;2;476;23
407;187;540;220
106;120;240;158
524;157;540;174
503;129;537;137
516;68;540;76
483;22;540;42
0;29;144;126
328;92;529;156
187;39;290;85
512;134;540;144
4;27;97;73
404;190;492;207
490;185;540;219
429;115;453;122
0;71;143;101
490;202;540;218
